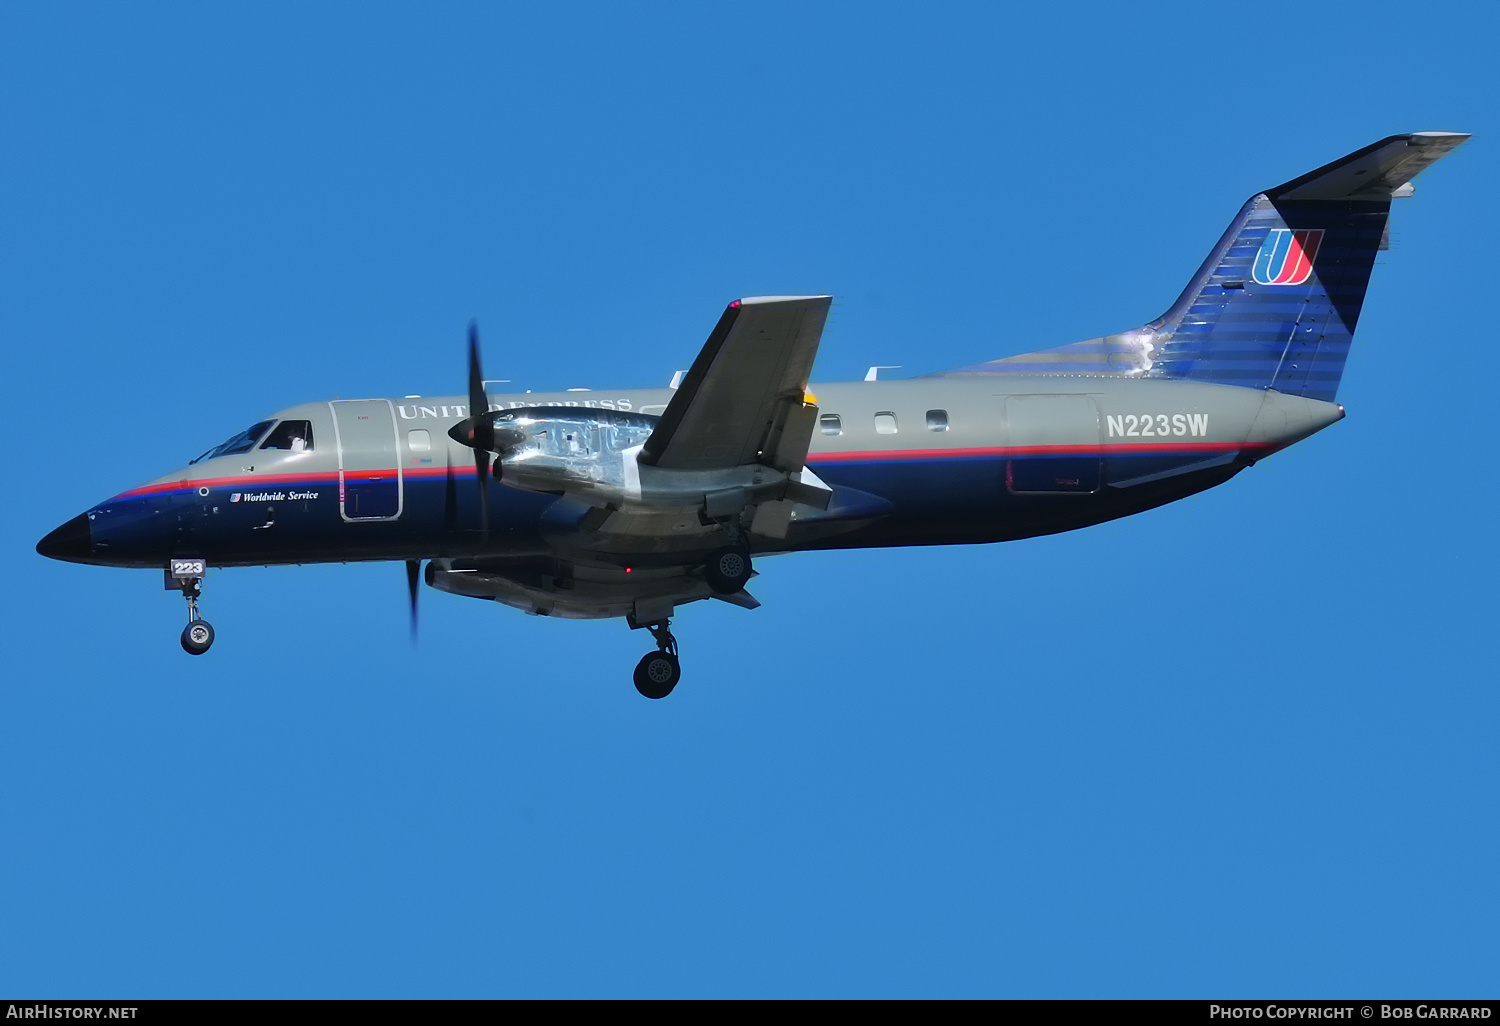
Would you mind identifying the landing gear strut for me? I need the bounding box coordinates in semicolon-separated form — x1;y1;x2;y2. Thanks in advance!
167;561;215;655
632;620;680;699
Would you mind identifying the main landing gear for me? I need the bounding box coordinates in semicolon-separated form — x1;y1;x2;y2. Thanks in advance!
632;620;681;700
627;540;750;699
168;562;215;655
704;541;752;595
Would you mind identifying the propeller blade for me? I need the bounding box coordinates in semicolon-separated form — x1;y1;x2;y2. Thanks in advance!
476;450;491;537
406;559;420;642
467;321;493;453
442;459;457;535
465;320;493;540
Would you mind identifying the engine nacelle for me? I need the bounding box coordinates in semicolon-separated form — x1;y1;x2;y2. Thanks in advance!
490;407;653;505
490;407;830;518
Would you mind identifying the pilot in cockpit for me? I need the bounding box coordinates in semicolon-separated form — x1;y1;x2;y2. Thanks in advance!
260;420;314;455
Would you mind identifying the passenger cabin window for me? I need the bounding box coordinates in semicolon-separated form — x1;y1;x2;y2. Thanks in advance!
407;429;431;453
874;412;898;435
926;410;949;432
819;414;843;436
260;420;314;452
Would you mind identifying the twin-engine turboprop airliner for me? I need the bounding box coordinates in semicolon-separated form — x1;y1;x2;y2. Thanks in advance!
37;132;1467;697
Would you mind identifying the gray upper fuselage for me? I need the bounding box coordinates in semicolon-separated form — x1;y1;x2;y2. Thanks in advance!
76;373;1342;569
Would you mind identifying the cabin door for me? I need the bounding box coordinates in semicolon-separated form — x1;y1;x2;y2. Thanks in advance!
1004;394;1102;494
330;399;404;521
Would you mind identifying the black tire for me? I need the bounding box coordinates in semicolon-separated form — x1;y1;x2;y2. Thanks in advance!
181;619;215;656
633;651;680;699
704;545;752;594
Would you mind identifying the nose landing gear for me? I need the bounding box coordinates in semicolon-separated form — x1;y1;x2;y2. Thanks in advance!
181;613;215;656
167;561;215;655
632;620;680;699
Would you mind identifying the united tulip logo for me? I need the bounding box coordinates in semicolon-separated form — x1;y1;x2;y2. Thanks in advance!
1252;228;1324;286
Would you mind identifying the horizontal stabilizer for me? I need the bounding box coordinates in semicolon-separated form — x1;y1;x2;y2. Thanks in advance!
1270;132;1470;201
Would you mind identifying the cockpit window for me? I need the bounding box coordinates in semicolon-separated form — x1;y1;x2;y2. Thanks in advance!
260;420;314;452
190;419;276;464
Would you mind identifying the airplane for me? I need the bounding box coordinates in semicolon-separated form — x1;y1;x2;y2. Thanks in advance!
37;132;1467;698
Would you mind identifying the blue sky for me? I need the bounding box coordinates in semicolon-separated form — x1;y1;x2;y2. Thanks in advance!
3;2;1496;998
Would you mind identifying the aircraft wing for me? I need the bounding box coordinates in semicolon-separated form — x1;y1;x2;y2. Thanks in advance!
639;295;832;472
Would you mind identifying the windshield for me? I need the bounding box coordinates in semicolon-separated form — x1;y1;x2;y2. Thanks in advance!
259;420;313;452
191;419;276;464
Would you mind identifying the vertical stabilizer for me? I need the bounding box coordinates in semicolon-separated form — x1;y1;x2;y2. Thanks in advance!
933;133;1467;396
1145;133;1468;401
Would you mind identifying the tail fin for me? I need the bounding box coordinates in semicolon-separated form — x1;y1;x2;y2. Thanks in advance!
935;133;1467;398
1145;132;1467;400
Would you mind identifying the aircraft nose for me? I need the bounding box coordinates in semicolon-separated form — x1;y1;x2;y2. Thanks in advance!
36;513;93;562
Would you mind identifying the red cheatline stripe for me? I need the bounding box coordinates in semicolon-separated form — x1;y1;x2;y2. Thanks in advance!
113;482;191;498
807;442;1262;463
114;475;332;499
109;443;1267;498
810;446;1006;462
113;468;407;499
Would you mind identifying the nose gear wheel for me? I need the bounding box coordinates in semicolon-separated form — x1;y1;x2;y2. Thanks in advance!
181;619;215;655
175;574;215;655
